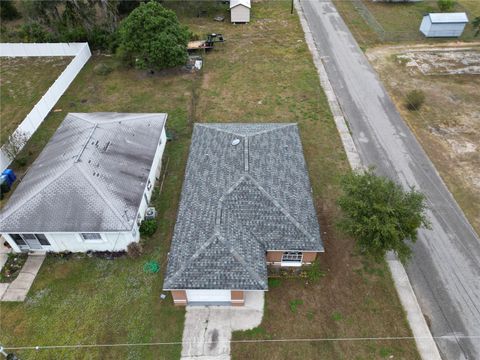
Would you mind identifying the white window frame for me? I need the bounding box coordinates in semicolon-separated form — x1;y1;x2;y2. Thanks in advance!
281;251;303;267
80;233;104;243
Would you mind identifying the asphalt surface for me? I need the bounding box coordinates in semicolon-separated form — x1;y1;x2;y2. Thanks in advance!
299;1;480;359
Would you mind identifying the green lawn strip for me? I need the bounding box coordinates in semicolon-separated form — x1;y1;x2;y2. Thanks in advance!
0;56;72;146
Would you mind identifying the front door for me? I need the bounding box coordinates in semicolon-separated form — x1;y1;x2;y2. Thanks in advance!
22;234;43;250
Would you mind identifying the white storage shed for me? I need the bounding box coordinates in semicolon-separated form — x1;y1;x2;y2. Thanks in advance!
420;13;469;37
230;0;251;23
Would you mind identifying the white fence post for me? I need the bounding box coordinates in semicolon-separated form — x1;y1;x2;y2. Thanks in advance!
0;43;91;171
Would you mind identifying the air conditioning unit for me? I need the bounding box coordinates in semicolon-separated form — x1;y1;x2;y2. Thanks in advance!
145;207;157;220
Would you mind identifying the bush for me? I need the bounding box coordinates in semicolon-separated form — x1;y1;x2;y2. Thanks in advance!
21;22;55;42
306;261;326;283
117;2;189;70
127;242;143;258
437;0;455;12
405;89;425;111
0;0;21;20
139;219;157;237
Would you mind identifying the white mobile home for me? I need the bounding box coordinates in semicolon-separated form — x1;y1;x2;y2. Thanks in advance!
230;0;251;23
420;13;469;37
0;112;167;253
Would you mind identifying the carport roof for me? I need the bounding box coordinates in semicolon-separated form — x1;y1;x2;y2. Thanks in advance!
163;123;323;291
0;112;167;233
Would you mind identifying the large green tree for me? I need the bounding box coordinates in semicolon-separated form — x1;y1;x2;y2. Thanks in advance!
337;169;430;263
117;2;189;70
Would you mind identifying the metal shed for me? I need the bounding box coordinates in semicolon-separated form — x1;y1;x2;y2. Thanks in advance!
420;13;469;37
230;0;251;23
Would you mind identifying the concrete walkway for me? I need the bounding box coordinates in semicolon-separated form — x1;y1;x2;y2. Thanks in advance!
1;254;46;302
295;1;441;360
181;292;264;360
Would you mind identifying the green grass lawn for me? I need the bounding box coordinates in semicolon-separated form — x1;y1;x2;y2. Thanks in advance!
1;1;419;359
0;56;72;146
334;0;480;46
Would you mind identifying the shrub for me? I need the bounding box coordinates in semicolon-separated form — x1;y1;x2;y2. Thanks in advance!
337;168;430;263
21;21;55;42
405;89;425;111
139;219;157;237
437;0;455;12
127;242;143;258
268;278;281;288
117;2;189;70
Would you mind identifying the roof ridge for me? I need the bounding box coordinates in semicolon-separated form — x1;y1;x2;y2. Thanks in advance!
0;165;74;225
76;165;131;230
217;234;266;288
196;123;295;137
243;174;317;243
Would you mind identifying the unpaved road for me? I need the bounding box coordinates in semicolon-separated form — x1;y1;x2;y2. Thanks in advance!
300;1;480;359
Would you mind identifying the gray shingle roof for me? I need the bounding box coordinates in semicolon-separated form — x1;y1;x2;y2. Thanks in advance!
0;113;167;233
164;123;323;290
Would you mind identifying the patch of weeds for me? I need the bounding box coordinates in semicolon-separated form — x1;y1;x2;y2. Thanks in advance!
306;261;326;283
26;288;51;307
289;299;303;313
331;311;343;322
306;310;315;320
268;277;281;288
379;346;394;358
241;327;267;338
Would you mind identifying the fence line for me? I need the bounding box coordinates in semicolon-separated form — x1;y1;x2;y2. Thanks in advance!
0;43;91;171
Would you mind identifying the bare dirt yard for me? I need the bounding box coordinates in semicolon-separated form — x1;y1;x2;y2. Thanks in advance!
0;56;72;145
366;42;480;234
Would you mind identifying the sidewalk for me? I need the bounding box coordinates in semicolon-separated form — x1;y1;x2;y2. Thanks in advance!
1;253;46;302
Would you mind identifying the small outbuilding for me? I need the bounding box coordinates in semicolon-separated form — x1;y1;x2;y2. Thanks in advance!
420;13;469;38
0;112;167;253
230;0;251;23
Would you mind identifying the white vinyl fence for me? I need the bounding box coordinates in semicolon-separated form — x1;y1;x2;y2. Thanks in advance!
0;43;91;171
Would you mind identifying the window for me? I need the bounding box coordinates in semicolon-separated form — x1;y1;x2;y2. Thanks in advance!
9;234;26;246
81;233;102;241
35;234;50;246
281;251;303;263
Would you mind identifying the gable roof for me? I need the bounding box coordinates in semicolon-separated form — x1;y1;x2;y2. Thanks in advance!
427;13;468;24
0;113;167;233
230;0;251;9
163;123;323;290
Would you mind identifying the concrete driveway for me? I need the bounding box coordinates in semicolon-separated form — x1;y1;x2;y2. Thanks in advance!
181;292;264;360
300;1;480;359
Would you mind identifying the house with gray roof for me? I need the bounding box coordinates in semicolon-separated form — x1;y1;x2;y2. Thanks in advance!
0;112;167;253
163;123;323;306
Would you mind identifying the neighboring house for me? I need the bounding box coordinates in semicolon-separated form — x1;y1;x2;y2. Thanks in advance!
230;0;251;23
0;112;167;253
420;13;469;37
163;123;323;306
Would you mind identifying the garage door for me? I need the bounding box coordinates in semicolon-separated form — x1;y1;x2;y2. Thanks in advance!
186;290;231;303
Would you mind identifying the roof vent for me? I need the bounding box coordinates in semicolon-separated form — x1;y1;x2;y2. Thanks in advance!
231;138;241;146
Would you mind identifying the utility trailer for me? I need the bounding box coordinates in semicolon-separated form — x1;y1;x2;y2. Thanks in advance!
188;33;225;52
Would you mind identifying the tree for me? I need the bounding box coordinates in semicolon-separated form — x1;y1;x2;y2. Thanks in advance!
3;130;29;162
337;169;430;263
117;2;189;70
437;0;455;12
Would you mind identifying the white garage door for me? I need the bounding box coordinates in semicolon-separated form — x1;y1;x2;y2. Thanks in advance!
186;290;231;303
